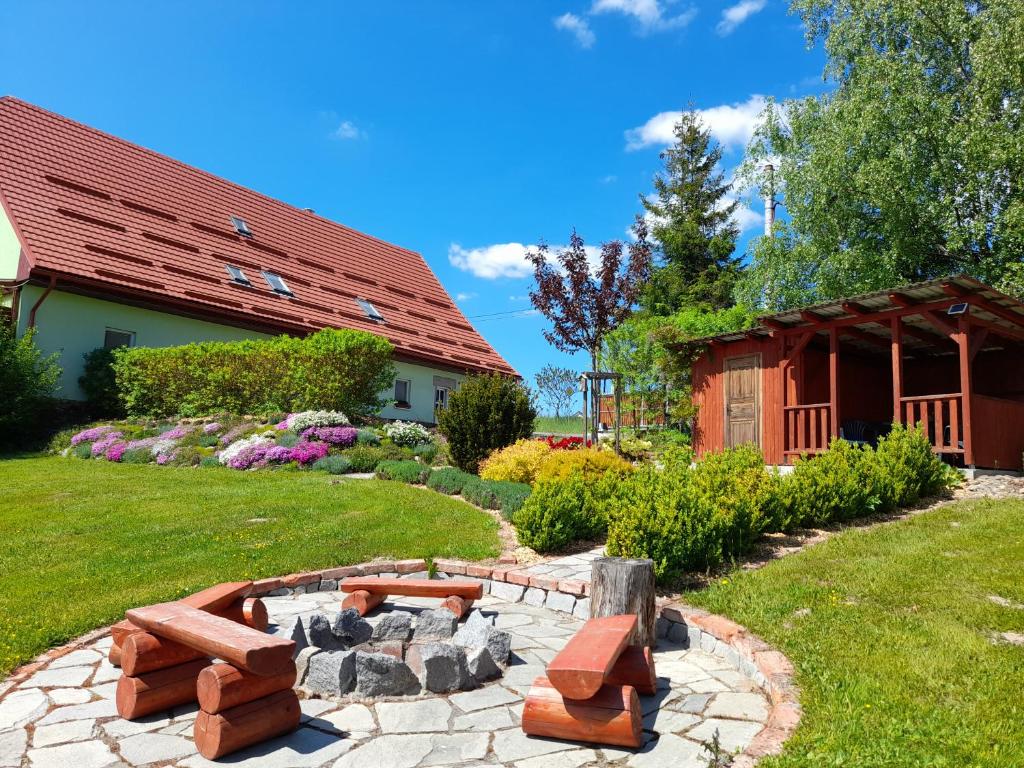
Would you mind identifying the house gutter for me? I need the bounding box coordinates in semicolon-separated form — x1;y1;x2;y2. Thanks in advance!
27;274;56;328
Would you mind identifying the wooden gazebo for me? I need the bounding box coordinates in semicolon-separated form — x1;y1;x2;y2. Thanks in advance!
687;276;1024;471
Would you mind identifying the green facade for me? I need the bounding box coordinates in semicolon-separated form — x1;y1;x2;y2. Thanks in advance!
15;285;463;423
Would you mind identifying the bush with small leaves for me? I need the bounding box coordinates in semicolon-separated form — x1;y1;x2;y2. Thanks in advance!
341;446;389;473
121;448;154;465
312;455;353;475
479;439;552;484
375;460;431;484
535;447;634;485
356;429;381;445
426;467;475;495
199;456;221;468
436;373;536;473
513;469;620;552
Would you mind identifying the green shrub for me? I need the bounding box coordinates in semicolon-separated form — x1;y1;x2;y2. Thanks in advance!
0;325;61;449
198;434;220;448
493;482;532;521
426;467;475;495
312;455;352;475
375;460;430;484
872;423;959;509
78;348;123;418
461;477;532;520
121;447;154;464
169;446;203;467
356;429;381;446
412;443;438;464
112;328;396;418
479;439;552;484
276;430;300;448
340;446;387;472
514;470;620;552
690;444;782;549
436;373;536;473
71;443;93;459
779;439;881;528
199;456;221;468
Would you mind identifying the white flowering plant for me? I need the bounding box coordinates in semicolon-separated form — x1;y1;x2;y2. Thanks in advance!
285;411;350;432
218;432;277;466
383;420;432;447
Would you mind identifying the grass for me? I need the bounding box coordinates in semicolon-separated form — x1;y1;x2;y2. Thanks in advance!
533;415;583;435
689;498;1024;767
0;455;500;677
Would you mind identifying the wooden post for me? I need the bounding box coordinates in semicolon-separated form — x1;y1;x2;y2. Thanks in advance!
829;327;840;440
613;378;622;455
590;558;656;648
957;316;974;467
580;375;588;445
891;317;903;425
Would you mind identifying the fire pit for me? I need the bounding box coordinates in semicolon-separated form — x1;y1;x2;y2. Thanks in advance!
283;605;511;699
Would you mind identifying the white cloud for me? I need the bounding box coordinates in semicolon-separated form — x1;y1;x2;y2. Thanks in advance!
591;0;697;33
455;291;476;302
554;13;596;48
717;0;767;35
333;120;363;140
625;95;767;151
600;174;618;184
449;242;602;280
509;294;530;301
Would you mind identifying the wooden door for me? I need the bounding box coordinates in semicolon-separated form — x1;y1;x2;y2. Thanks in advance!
724;354;760;448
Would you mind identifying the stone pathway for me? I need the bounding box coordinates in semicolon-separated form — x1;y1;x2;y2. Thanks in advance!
0;589;770;768
515;547;605;584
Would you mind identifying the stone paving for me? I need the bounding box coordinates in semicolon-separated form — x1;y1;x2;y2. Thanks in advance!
0;588;770;768
515;547;605;584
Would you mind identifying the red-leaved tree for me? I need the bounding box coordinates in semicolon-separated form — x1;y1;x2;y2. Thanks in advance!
527;216;653;434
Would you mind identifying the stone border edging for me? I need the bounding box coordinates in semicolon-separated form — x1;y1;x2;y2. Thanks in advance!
3;557;800;765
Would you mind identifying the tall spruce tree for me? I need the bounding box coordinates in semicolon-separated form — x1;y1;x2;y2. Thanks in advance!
641;110;741;314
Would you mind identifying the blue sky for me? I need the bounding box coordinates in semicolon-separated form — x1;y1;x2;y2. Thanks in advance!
0;1;825;400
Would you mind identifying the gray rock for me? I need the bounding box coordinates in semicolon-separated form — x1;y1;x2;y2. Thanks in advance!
656;616;670;639
544;590;576;614
305;580;321;593
406;643;472;693
667;621;689;646
372;611;413;642
465;646;501;682
414;609;458;641
305;650;356;696
523;587;546;607
452;622;512;665
320;578;338;592
354;652;421;697
464;609;495;629
309;613;345;650
573;597;591;620
295;646;321;685
280;616;309;657
334;608;373;646
489;581;525;603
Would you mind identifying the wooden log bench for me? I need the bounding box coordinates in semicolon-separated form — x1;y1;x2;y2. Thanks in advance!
114;584;299;760
339;577;483;618
521;614;656;749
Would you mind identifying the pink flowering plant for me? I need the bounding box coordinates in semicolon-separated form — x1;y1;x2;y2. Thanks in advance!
90;431;124;457
105;442;128;462
71;425;115;446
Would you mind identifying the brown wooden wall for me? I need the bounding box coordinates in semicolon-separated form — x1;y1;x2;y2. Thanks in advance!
692;338;785;465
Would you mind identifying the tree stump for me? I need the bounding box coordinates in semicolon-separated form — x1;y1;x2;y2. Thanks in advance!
590;557;656;648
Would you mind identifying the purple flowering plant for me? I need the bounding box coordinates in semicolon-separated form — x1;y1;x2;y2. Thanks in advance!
71;425;114;446
105;442;128;462
90;431;124;457
301;426;357;447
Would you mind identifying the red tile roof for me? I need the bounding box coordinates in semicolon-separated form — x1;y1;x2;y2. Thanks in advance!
0;96;515;375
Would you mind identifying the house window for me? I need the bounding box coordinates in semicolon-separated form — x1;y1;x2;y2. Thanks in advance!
261;271;292;296
104;328;135;349
394;379;411;409
356;298;385;322
434;386;450;411
230;215;253;237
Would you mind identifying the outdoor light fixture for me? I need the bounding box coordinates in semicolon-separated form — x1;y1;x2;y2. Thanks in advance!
947;302;969;316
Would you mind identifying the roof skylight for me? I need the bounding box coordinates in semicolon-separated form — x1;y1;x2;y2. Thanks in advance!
262;270;292;296
225;264;250;285
230;215;253;237
356;298;385;322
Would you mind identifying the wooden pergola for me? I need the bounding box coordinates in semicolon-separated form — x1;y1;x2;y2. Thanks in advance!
687;276;1024;470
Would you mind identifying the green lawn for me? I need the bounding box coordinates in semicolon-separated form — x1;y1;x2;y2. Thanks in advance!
689;498;1024;768
533;415;583;435
0;456;500;677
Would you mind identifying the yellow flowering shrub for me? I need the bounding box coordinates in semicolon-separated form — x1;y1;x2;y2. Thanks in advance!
535;447;634;484
479;439;552;484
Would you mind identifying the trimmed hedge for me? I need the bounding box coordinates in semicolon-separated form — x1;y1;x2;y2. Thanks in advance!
112;329;395;418
427;467;475;495
462;476;533;521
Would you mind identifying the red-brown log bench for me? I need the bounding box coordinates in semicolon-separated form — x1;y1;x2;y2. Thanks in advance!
521;614;656;748
112;583;298;760
339;576;483;618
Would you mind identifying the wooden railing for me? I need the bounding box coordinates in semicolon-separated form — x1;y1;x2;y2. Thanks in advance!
784;403;831;457
898;393;963;453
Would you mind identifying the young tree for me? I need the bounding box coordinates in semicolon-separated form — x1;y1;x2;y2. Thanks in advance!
0;325;61;448
641;109;742;314
739;0;1024;306
533;364;577;418
528;217;653;437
